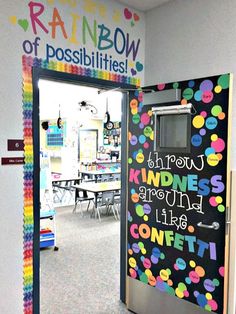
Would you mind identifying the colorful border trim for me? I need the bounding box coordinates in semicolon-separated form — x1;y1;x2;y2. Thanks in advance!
22;54;140;313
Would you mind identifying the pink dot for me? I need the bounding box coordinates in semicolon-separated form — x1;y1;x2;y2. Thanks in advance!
219;266;224;277
144;142;149;149
130;269;137;279
143;258;151;269
157;83;165;90
189;271;200;283
184;290;189;297
211;138;225;153
156;276;163;282
174;264;179;271
141;113;150;125
208;299;218;311
209;196;217;207
138;93;143;102
200;111;207;118
202;90;214;104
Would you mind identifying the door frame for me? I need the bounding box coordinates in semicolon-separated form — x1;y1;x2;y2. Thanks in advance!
32;67;135;314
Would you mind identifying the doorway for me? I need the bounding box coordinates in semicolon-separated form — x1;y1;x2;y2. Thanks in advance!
32;68;135;313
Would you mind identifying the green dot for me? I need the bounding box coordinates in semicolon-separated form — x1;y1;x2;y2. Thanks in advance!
218;74;230;89
136;204;144;217
183;88;194;100
167;287;175;296
166;268;171;275
128;158;133;164
205;305;212;311
138;149;143;153
211;105;222;117
140;273;148;284
178;282;187;292
173;82;179;89
218;204;225;212
138;242;144;249
132;114;140;124
160;253;165;260
144;126;152;137
213;278;220;287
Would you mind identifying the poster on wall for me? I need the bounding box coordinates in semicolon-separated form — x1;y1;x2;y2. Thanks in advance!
127;74;231;313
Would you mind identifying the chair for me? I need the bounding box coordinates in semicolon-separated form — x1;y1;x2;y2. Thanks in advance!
97;191;117;220
73;189;94;215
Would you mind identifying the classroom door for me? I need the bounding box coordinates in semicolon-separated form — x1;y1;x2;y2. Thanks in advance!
126;74;232;314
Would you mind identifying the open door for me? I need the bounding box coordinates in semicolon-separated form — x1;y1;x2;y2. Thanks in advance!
126;74;232;314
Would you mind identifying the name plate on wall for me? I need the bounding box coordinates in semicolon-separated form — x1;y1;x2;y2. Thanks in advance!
1;157;25;165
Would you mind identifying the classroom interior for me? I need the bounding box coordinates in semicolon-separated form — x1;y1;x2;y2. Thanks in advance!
39;79;126;313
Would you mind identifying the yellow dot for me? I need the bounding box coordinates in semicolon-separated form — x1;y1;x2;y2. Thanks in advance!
175;288;184;299
160;269;169;281
129;257;136;268
150;131;154;141
216;196;223;204
136;153;144;164
193;115;205;129
211;134;218;141
131;108;138;115
143;215;148;221
145;269;152;277
189;260;196;268
215;85;222;93
148;110;153;116
207;154;219;166
141;248;146;254
206;293;212;300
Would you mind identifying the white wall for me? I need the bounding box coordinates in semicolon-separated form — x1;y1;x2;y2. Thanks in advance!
0;0;145;313
145;0;236;167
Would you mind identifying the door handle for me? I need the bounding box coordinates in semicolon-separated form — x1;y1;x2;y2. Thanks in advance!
197;221;220;230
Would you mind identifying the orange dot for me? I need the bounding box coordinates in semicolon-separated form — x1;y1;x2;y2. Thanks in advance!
188;225;195;233
128;132;132;140
131;193;139;203
217;153;223;161
130;99;138;109
181;99;187;105
195;266;205;277
218;112;225;120
149;276;157;286
128;249;133;255
167;279;173;286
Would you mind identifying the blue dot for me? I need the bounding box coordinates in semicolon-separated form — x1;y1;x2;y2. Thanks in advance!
191;134;202;147
139;135;146;144
196;294;207;307
205;147;215;156
188;80;195;88
131;189;135;194
132;151;138;159
194;90;202;101
152;247;161;258
206;117;218;130
185;277;191;284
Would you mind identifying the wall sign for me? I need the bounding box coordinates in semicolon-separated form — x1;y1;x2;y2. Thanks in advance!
7;139;24;151
1;157;25;165
127;74;231;313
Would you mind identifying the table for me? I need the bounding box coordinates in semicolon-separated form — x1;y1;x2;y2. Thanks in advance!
73;181;121;221
51;175;81;203
79;169;121;182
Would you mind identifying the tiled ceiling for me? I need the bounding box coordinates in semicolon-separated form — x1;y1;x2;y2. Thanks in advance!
117;0;172;11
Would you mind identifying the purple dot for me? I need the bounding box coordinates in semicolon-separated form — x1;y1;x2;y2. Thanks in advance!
199;128;206;136
139;123;144;129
